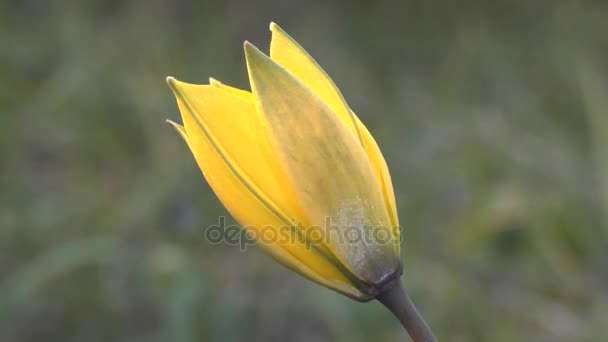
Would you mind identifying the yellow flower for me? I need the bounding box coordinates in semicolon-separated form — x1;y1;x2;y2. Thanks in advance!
166;22;401;301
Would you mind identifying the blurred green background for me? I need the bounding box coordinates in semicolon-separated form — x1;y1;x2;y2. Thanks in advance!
2;0;607;341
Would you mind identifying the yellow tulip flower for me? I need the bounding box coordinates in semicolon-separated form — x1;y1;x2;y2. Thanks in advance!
167;22;435;341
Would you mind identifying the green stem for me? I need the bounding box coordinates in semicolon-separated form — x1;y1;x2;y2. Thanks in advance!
376;278;437;342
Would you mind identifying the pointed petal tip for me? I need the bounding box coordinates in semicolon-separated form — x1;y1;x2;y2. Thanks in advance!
166;119;188;140
243;41;259;59
209;77;223;88
244;41;267;61
166;76;181;92
244;40;265;53
165;118;181;129
269;22;285;34
244;42;266;69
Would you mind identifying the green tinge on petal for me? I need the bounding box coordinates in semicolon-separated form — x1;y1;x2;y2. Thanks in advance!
269;23;400;255
269;22;363;145
244;43;400;286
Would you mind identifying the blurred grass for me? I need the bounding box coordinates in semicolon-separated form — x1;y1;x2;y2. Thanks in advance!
1;0;607;341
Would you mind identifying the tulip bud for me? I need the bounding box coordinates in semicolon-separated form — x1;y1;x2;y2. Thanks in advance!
166;22;402;301
166;22;436;341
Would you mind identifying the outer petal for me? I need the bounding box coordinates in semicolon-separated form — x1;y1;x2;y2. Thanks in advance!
269;23;400;252
244;43;400;285
166;77;366;299
355;115;400;255
269;23;362;144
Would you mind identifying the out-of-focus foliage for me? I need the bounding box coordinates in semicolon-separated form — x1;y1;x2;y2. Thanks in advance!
1;0;606;341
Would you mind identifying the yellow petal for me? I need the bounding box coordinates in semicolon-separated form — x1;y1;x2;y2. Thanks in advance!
209;78;253;100
269;23;362;144
244;44;400;284
269;23;400;252
166;77;368;300
356;117;400;255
